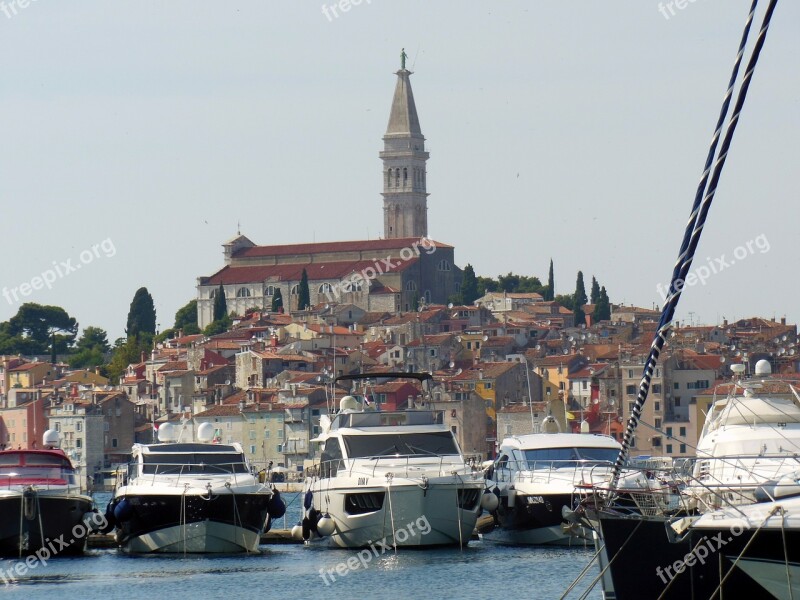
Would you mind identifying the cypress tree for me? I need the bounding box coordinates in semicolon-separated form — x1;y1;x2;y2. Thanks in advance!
126;287;157;338
573;272;587;326
298;269;310;311
213;284;227;322
271;288;283;312
590;276;601;304
545;259;555;301
461;264;479;305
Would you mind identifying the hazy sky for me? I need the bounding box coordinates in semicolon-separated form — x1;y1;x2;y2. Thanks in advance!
1;1;797;341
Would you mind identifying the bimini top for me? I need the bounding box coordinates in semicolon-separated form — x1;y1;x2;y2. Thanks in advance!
499;432;621;452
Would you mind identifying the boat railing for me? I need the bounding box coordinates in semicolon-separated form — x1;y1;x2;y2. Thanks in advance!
492;459;619;486
305;455;473;481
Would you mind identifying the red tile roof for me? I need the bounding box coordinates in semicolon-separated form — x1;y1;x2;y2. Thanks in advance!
234;238;452;259
203;258;419;286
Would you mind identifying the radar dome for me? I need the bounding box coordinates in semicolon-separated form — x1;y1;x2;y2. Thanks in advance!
157;422;177;443
339;395;360;412
755;359;772;376
197;422;215;443
43;429;60;448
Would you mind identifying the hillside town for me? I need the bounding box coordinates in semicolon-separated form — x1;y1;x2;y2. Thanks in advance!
2;304;797;490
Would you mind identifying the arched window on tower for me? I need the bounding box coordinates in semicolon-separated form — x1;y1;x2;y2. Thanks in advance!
405;281;417;292
437;260;451;272
209;288;218;299
236;287;251;298
387;170;392;188
395;169;400;187
290;285;299;295
318;283;333;294
403;168;408;185
265;285;275;297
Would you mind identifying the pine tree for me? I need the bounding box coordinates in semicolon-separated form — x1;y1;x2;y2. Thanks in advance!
545;259;555;301
461;264;479;305
271;288;283;312
126;288;157;339
590;276;601;304
297;269;310;311
573;272;587;326
213;284;227;322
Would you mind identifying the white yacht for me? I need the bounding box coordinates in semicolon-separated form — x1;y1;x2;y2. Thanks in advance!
106;422;283;553
301;373;487;548
686;360;800;510
485;427;652;545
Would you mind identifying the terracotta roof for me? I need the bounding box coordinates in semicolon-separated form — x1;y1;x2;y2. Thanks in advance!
452;362;519;381
203;258;419;286
233;238;452;259
158;361;188;372
9;362;46;372
194;405;246;418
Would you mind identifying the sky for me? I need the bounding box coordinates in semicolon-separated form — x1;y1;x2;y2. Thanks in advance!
1;1;797;341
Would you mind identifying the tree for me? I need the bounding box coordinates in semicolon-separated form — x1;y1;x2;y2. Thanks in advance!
75;326;110;354
593;286;612;322
213;284;227;322
590;276;601;305
573;272;587;327
461;264;479;305
106;336;150;383
554;294;574;311
1;303;78;356
476;276;498;297
545;259;555;301
271;288;283;312
174;299;198;331
297;269;310;311
203;313;232;337
411;293;419;312
126;288;157;339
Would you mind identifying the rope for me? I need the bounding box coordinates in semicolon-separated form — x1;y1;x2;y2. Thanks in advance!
36;490;45;552
708;506;780;600
454;473;464;552
386;473;397;554
560;542;607;599
782;508;794;600
181;483;189;556
611;0;779;488
566;518;644;600
18;490;24;559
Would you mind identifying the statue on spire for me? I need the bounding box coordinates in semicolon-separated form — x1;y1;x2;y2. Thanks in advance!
400;47;408;70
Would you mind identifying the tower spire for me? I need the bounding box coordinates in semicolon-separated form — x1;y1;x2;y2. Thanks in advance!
381;51;429;239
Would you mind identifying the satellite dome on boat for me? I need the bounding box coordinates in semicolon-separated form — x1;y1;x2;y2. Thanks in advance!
755;359;772;376
339;395;360;412
197;422;215;443
157;422;177;443
43;429;60;448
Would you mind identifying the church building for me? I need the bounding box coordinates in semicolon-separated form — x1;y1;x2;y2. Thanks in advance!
196;57;460;329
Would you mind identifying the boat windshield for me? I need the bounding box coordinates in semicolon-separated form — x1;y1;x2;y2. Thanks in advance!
142;453;249;475
342;432;459;458
0;452;76;485
523;447;619;469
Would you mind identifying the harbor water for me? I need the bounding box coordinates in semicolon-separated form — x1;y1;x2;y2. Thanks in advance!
0;493;602;599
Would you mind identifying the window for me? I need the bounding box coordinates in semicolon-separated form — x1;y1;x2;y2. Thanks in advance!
675;397;681;407
278;430;283;439
679;426;686;437
236;287;251;298
628;403;635;413
403;167;408;184
249;430;256;440
582;381;588;390
76;439;82;448
628;370;634;378
76;422;82;432
318;283;333;294
655;418;662;429
652;437;662;447
674;382;680;390
54;423;60;432
264;429;270;439
265;285;275;297
666;427;673;437
655;401;660;412
290;284;299;295
344;279;363;292
112;438;118;448
666;444;673;454
680;444;687;453
104;422;110;432
405;281;417;292
626;385;636;395
438;260;451;271
210;288;218;299
652;384;662;394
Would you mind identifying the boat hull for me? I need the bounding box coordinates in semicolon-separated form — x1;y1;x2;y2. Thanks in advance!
113;492;270;554
596;511;800;599
486;491;581;545
0;492;95;557
306;479;483;548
